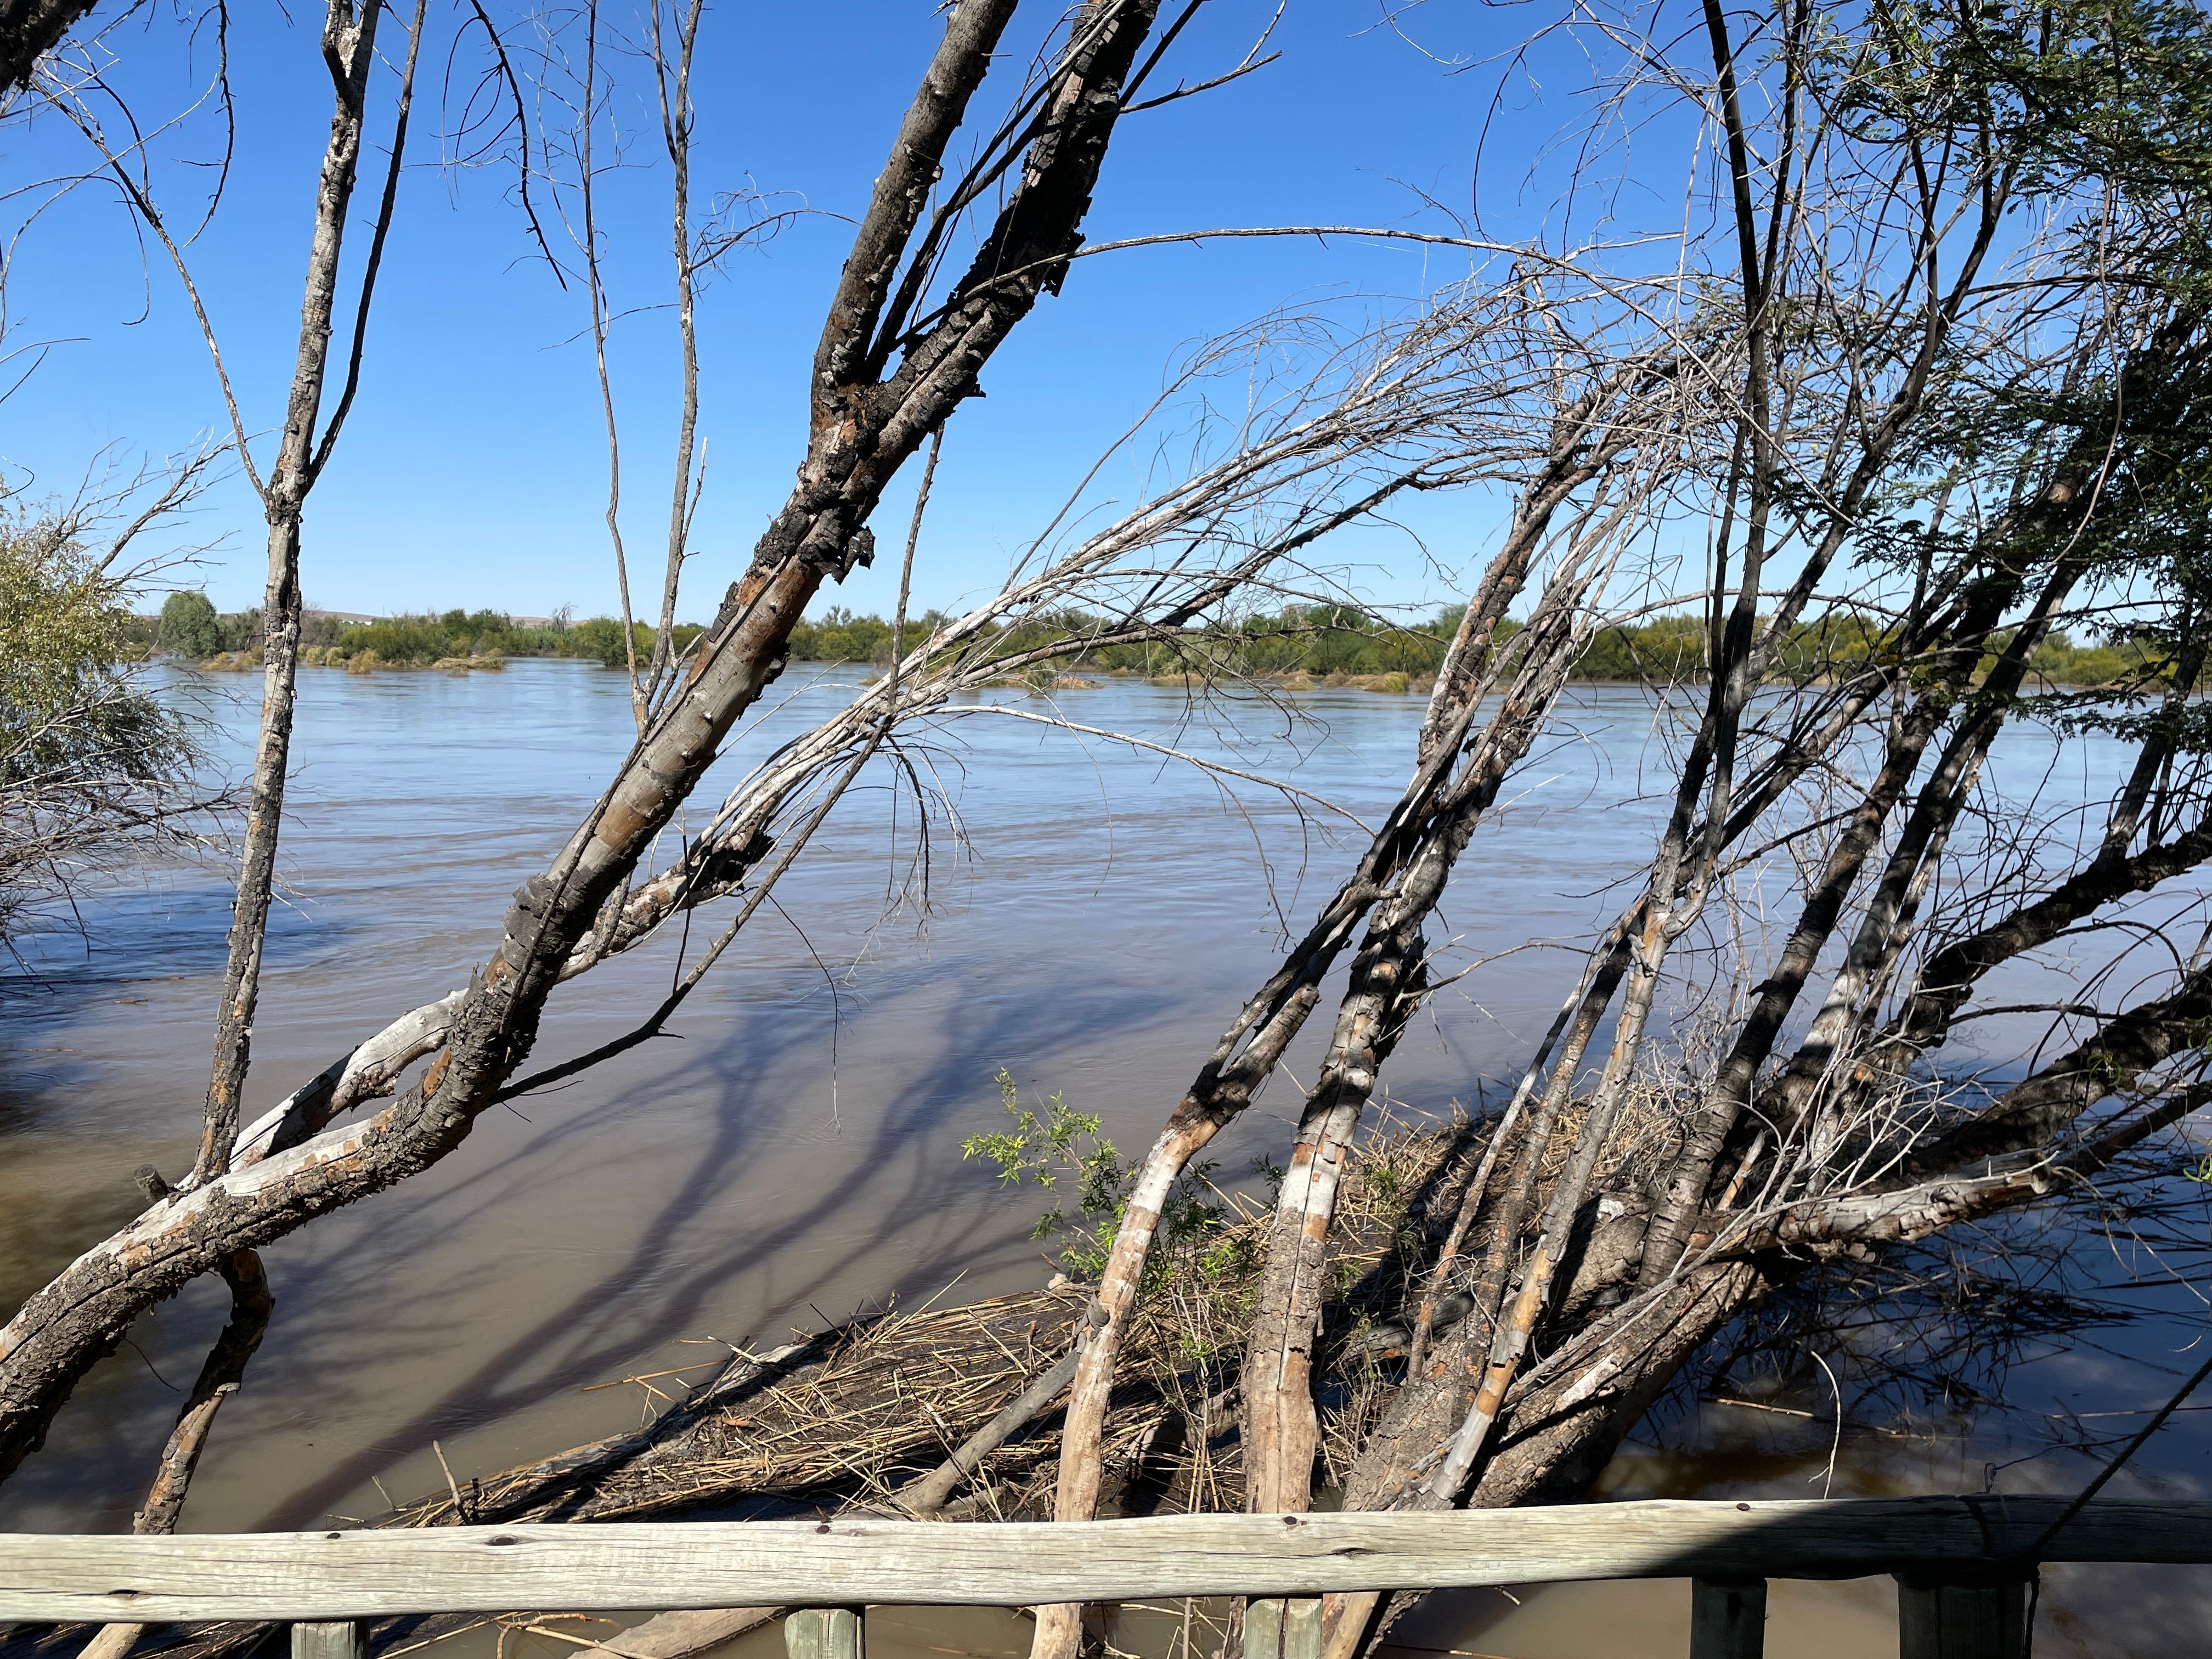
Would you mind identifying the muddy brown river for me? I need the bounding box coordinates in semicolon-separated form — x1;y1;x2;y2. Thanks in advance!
3;661;2206;1655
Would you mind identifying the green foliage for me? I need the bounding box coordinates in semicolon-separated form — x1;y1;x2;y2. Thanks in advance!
1571;614;1709;682
781;598;2186;690
1842;0;2212;210
157;591;222;659
962;1068;1225;1285
787;603;1466;679
1573;614;2173;688
567;616;630;667
789;607;901;665
4;532;154;748
1195;603;1457;678
151;593;267;662
303;609;706;669
2;520;200;933
218;608;262;656
566;616;706;669
330;608;517;665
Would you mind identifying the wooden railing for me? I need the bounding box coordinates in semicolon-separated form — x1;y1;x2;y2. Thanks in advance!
3;1498;2203;1659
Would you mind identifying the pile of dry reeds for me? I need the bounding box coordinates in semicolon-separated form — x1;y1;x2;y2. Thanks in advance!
373;1111;1490;1529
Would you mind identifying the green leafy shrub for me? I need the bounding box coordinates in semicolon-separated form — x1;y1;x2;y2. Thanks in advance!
565;617;704;669
3;520;204;934
216;607;263;656
157;591;222;659
962;1068;1223;1285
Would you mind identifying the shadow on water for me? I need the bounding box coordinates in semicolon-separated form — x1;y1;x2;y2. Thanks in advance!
261;953;1181;1533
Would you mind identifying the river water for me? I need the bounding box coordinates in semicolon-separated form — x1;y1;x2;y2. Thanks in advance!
2;660;2207;1657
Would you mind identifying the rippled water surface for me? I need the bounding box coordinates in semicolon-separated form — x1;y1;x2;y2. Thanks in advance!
3;660;2207;1656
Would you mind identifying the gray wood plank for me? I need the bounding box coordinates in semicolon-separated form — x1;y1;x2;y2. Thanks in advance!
1245;1595;1321;1659
1244;1598;1282;1659
0;1499;2195;1622
783;1609;860;1659
1690;1578;1765;1659
1896;1575;2029;1659
290;1623;362;1659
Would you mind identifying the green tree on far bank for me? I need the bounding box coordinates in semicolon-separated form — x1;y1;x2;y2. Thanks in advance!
157;590;222;659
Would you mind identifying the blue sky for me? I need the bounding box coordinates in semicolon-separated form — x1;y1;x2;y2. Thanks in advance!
3;2;1650;620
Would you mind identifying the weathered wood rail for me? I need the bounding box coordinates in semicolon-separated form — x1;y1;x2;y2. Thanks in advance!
0;1498;2198;1659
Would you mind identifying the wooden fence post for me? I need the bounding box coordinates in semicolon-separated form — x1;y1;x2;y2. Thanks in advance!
785;1608;864;1659
1894;1569;2030;1659
291;1624;362;1659
1245;1598;1322;1659
1690;1577;1766;1658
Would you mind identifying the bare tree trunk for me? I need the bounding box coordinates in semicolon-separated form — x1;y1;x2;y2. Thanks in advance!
1242;926;1426;1512
1237;556;1619;1514
195;0;390;1184
1036;360;1686;1595
1843;642;2212;1095
136;1249;273;1533
0;0;1163;1492
645;0;707;703
1319;278;2212;1659
1459;926;1632;1332
1636;305;2199;1279
1028;375;1664;1659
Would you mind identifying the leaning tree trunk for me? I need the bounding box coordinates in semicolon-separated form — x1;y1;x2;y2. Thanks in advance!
1025;385;1663;1659
1242;925;1427;1513
1314;301;2212;1659
1035;356;1686;1611
1236;562;1612;1516
0;0;1164;1486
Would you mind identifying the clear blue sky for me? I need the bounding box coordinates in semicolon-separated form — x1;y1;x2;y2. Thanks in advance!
4;2;1623;620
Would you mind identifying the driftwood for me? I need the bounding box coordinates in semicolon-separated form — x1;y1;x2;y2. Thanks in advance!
901;1344;1081;1515
375;1121;1477;1541
383;1289;1091;1528
8;1124;1482;1659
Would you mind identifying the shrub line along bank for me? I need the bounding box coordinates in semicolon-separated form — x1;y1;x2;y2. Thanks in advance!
150;595;2174;689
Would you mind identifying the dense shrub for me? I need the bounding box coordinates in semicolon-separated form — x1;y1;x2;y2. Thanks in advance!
567;616;705;669
218;608;263;656
4;521;203;935
788;607;902;664
332;608;516;665
157;591;223;659
787;602;1464;677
